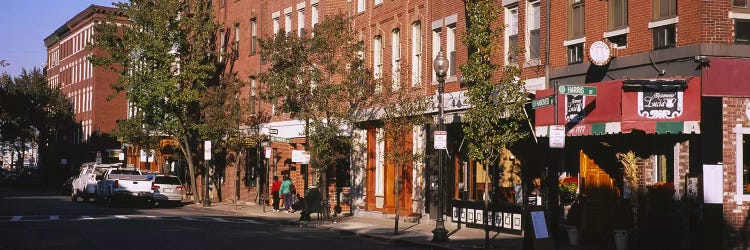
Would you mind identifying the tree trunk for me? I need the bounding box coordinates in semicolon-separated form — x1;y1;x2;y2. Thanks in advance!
393;166;400;235
179;135;200;203
484;160;491;249
320;170;329;220
235;150;242;203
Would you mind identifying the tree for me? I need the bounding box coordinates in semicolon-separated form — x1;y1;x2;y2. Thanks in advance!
91;0;220;202
0;68;75;186
379;84;430;235
461;0;530;247
258;13;379;217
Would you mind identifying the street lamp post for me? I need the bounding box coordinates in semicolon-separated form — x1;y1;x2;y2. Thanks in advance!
432;50;449;242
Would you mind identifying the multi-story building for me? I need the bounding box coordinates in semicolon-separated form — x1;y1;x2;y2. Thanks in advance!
44;5;128;169
219;0;750;247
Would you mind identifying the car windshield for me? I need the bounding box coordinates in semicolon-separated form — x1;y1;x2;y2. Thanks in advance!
154;176;181;185
110;170;140;175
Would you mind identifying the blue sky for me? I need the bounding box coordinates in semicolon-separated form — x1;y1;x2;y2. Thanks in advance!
0;0;116;77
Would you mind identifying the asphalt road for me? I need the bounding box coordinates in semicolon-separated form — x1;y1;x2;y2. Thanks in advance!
0;187;428;250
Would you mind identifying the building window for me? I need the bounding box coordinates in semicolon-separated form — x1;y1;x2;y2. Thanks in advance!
653;154;674;183
357;0;365;13
373;36;383;80
608;0;628;30
743;134;750;195
285;12;292;36
653;0;677;20
736;0;749;8
251;19;257;55
432;27;441;83
312;3;319;31
446;24;456;77
219;30;226;63
734;127;750;201
568;0;585;39
737;20;750;44
391;29;401;90
608;34;628;48
411;21;422;87
273;17;280;34
567;43;583;64
527;1;541;61
298;7;306;37
233;24;240;59
653;24;675;49
506;7;519;64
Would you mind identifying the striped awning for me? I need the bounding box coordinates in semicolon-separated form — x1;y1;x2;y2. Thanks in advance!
534;77;701;137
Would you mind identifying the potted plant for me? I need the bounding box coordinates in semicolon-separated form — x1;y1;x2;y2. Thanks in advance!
565;198;581;246
559;176;578;206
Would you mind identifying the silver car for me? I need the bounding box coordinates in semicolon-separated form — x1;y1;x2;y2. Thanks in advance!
151;175;184;207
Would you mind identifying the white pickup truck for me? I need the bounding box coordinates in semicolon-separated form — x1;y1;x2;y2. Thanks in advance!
71;163;119;202
95;168;153;206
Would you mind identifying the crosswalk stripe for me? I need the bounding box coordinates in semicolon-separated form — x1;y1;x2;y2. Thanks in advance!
181;216;198;221
237;219;262;224
115;215;128;219
49;216;59;221
81;216;93;220
211;217;230;222
10;216;21;222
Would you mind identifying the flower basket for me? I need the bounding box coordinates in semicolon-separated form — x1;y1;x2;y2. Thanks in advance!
559;176;578;205
647;182;676;213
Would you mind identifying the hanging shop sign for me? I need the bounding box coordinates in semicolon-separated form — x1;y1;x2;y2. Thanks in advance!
588;41;612;66
564;95;586;123
291;150;310;164
637;91;683;119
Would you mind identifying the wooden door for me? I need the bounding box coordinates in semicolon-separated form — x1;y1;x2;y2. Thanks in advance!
366;127;377;211
384;127;414;215
398;131;413;216
579;150;618;239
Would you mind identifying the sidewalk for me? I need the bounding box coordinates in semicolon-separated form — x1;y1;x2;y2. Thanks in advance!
186;201;606;250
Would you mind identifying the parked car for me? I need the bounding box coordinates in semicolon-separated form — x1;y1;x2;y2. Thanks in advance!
71;163;118;202
151;175;184;207
95;168;153;206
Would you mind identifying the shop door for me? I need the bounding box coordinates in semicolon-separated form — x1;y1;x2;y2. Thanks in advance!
384;129;413;216
579;150;618;240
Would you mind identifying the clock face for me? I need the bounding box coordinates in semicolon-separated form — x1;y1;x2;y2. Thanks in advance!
589;41;610;66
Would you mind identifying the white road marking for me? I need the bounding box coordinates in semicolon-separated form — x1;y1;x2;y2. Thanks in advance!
10;216;22;222
146;216;160;220
49;216;59;221
236;219;262;224
181;216;198;221
211;217;230;222
81;216;94;220
115;215;129;219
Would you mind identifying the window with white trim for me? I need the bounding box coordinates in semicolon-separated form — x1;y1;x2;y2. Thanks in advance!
608;0;628;30
273;17;280;34
285;12;292;36
568;0;584;39
357;0;365;13
734;126;750;201
373;36;383;80
447;24;456;77
654;0;677;20
527;1;541;61
431;27;441;83
251;19;257;54
736;0;749;8
391;29;401;90
298;7;305;37
737;19;750;44
506;7;519;64
411;21;422;87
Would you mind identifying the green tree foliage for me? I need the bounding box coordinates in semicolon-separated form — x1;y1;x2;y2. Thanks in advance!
461;0;530;245
91;0;220;202
0;68;75;184
258;13;379;213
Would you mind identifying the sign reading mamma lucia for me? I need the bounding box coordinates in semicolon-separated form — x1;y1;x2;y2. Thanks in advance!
637;91;683;119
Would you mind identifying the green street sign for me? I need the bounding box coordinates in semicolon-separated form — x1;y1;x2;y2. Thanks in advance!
558;85;597;96
532;96;555;109
270;136;290;143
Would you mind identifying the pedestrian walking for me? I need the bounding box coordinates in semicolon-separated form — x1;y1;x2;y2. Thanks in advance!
279;176;294;212
271;176;281;212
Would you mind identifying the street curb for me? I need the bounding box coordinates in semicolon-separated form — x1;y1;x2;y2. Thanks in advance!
289;220;459;250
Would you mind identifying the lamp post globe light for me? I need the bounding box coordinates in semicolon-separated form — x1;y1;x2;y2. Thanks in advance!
431;50;449;242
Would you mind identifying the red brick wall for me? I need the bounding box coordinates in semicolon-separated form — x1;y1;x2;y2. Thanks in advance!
722;97;750;247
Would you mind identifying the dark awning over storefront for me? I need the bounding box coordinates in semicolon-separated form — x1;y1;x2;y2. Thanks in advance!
535;77;701;137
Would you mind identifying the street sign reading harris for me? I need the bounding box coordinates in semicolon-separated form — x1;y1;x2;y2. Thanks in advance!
558;85;597;96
